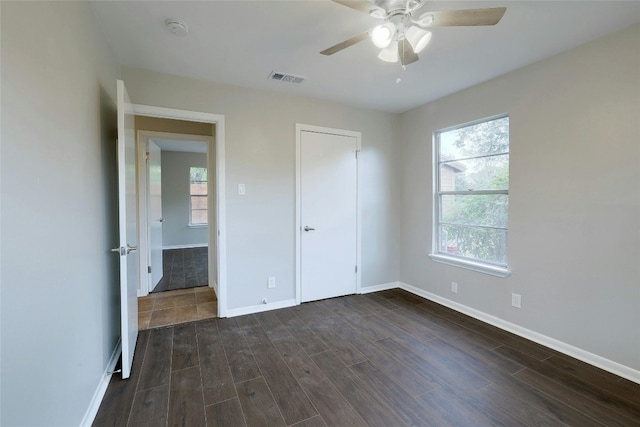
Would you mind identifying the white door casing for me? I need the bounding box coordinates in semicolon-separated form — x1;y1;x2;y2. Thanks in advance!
296;124;361;303
148;140;163;289
132;105;227;317
115;80;139;379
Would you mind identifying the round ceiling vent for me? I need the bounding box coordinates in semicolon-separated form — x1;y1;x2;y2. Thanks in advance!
165;19;188;36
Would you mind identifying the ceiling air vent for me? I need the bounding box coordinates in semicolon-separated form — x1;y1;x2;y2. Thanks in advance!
268;71;306;84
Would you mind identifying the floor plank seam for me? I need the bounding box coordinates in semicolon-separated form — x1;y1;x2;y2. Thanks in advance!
203;396;239;408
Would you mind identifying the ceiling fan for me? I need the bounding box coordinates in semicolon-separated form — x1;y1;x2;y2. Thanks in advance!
321;0;507;66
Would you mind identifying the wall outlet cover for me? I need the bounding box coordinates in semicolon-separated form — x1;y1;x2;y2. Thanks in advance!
511;293;522;308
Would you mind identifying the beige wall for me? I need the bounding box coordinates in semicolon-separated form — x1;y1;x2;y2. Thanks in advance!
136;115;214;136
399;24;640;372
1;2;121;425
123;67;401;311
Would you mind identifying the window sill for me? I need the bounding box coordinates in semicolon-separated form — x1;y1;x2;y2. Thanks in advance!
428;253;511;278
187;224;208;229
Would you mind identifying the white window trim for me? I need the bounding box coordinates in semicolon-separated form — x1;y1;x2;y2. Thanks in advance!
187;224;208;229
429;253;511;277
430;114;511;277
189;166;208;226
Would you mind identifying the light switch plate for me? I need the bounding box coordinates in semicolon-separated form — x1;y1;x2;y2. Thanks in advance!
511;293;522;308
238;183;246;195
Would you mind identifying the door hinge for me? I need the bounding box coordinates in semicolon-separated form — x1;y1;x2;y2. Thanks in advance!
355;265;358;273
148;266;152;274
145;152;150;161
355;150;359;159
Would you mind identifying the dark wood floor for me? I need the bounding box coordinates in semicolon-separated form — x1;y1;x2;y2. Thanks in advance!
93;289;640;427
152;247;208;293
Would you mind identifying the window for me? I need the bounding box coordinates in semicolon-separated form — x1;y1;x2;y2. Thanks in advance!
431;115;509;276
189;167;208;226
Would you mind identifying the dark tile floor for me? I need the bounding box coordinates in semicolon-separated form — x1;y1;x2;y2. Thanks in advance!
94;289;640;427
152;247;208;293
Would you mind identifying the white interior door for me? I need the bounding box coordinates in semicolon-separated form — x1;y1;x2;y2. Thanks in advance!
300;130;358;302
148;140;163;289
116;79;139;379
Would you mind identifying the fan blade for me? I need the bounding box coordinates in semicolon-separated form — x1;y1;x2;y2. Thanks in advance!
399;39;419;66
320;32;369;56
331;0;380;15
426;7;506;27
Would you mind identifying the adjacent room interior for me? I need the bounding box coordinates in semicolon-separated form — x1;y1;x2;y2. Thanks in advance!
1;1;639;426
133;117;219;329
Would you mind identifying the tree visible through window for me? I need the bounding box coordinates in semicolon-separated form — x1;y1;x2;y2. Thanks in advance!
190;167;207;225
434;115;509;267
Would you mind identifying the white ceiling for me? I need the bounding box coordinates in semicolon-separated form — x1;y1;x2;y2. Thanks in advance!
91;1;640;113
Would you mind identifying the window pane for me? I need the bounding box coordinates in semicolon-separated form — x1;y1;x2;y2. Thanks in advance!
439;224;508;266
435;115;509;268
440;154;508;192
190;167;207;183
441;194;508;228
191;209;207;224
190;182;207;196
439;116;509;160
191;195;207;209
189;167;208;225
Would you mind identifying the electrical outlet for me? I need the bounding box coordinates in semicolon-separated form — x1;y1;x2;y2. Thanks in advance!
451;282;458;293
511;293;522;308
268;276;276;289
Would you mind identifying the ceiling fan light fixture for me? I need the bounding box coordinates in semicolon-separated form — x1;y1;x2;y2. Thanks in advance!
415;12;434;27
406;26;432;54
371;23;395;48
369;9;386;20
378;41;399;63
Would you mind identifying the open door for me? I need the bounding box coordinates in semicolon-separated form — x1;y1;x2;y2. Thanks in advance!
148;140;163;289
115;79;139;379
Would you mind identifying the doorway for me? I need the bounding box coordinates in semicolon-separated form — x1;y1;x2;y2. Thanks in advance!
295;124;362;303
138;131;213;295
133;106;227;318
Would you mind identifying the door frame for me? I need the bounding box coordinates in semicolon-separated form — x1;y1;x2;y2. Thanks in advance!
133;104;227;317
136;130;213;295
295;123;362;305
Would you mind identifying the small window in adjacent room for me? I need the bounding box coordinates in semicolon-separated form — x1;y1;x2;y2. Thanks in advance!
189;167;208;226
431;115;510;277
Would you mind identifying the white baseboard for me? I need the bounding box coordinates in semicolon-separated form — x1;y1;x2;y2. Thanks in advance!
398;282;640;385
80;339;121;427
226;298;297;318
359;281;401;294
163;243;208;250
225;282;399;317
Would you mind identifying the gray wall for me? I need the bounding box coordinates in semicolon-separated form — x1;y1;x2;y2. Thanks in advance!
162;151;209;247
122;67;402;311
399;24;640;371
0;2;120;426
